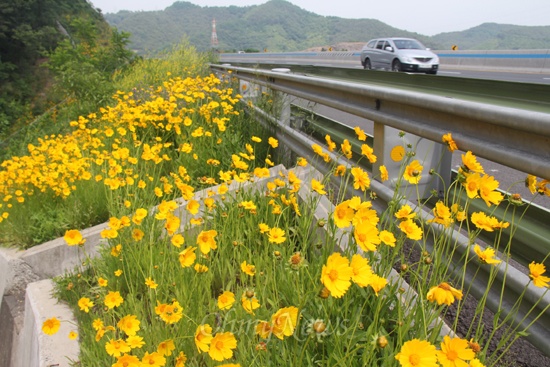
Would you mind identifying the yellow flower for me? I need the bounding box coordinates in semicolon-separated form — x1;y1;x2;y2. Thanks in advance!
529;262;550;287
186;199;200;215
98;277;108;287
361;143;377;163
155;300;183;324
525;174;537;194
325;134;336;151
437;336;476;367
113;354;140;367
255;320;273;339
369;274;388;296
470;212;509;232
380;230;396;247
197;229;218;254
395;204;416;220
461;151;484;174
341;139;352;159
157;339;176;356
311;179;326;194
104;291;124;309
427;201;453;227
175;351;187;367
194;263;209;273
333;200;355;228
354;126;367;141
241;260;256;276
442;133;458;152
350;254;373;287
379;165;389;181
145;277;158;289
218;291;236;310
268;137;278;148
208;332;238;361
126;335;145;349
179;246;197;268
351;166;370;191
478;174;503;207
267;227;286;244
42;317;61;335
131;228;144;241
335;164;346;176
427;282;463;306
78;297;94;313
271;306;299;340
68;331;78;340
399;219;423;241
321;252;353;298
171;233;185;248
117;314;140;336
354;222;381;252
141;352;166;367
297;157;308;166
251;136;262;142
105;339;131;357
473;244;501;265
64;229;85;246
195;324;213;353
258;223;270;233
241;293;261;314
395;339;438;367
403;160;423;184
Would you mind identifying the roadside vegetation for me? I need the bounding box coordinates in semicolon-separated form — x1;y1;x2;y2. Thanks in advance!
1;2;549;366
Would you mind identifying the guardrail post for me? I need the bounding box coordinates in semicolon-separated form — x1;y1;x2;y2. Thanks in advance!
373;123;452;200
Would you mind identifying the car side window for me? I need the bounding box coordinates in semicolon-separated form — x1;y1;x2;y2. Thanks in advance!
367;40;376;49
382;41;392;51
376;40;385;50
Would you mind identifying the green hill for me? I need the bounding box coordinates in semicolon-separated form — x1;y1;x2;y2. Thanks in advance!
103;0;550;54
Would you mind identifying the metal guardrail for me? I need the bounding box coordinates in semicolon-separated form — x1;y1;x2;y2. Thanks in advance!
211;63;550;356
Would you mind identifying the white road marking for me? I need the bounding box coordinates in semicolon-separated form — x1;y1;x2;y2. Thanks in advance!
439;71;462;75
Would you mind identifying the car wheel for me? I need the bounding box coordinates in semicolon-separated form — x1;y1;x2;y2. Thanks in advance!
392;59;402;72
364;58;372;70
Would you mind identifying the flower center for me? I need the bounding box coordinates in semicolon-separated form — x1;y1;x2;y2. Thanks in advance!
409;354;420;365
447;350;458;360
328;269;339;281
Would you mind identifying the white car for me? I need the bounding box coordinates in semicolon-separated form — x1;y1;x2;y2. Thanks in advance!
360;38;439;75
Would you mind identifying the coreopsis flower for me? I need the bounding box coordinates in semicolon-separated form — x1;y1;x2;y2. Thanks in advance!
186;199;200;215
351;166;370;191
113;354;140;367
427;282;463;306
175;351;187;367
92;318;104;331
267;227;286;244
157;339;175;356
145;277;158;289
171;233;185;248
525;174;537;194
68;331;78;340
437;336;476;367
473;244;501;265
379;165;389;181
335;164;346;176
141;352;166;367
155;300;183;324
369;274;388;296
251;136;262;143
165;213;181;236
428;201;453;227
471;212;509;232
352;202;379;227
133;208;148;225
451;204;467;221
78;297;94;313
395;339;438;367
399;219;423;241
42;317;61;335
461;151;484;174
268;137;278;148
354;222;381;252
104;291;124;309
98;277;108;287
529;262;550;287
361;143;377;163
256;321;273;339
258;223;270;233
209;332;238;361
241;261;256;276
403;160;423;184
395;204;416;220
379;230;396;247
218;291;236;310
271;306;299;340
197;229;218;254
194;263;209;273
442;133;458;152
126;335;145;349
478;175;504;207
464;173;482;199
341;139;352;159
354;126;367;141
240;200;257;211
255;167;271;177
64;229;85;246
469;359;486;367
111;244;122;257
117;314;140;336
131;228;144;241
350;254;374;287
297;157;308;166
105;339;131;357
241;293;260;314
311;179;327;194
321;252;354;298
325;134;337;151
333;200;355;228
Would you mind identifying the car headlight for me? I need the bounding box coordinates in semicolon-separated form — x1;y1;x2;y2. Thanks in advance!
433;56;439;64
402;57;413;63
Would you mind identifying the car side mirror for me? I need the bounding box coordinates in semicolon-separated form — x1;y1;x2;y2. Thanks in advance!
385;46;393;52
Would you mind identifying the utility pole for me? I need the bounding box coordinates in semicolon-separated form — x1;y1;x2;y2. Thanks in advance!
211;18;219;49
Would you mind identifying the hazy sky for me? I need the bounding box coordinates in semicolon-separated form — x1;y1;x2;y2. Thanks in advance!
89;0;550;36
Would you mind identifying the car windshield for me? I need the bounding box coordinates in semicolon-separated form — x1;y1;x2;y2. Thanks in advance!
393;40;424;50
